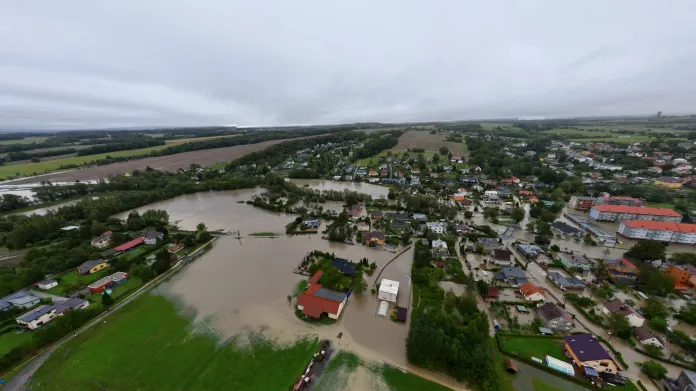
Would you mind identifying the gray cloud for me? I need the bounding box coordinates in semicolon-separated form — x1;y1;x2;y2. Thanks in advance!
1;1;695;130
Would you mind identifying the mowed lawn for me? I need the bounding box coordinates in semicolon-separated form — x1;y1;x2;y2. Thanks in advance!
41;268;114;296
27;294;318;391
0;145;171;179
0;329;33;356
498;336;566;361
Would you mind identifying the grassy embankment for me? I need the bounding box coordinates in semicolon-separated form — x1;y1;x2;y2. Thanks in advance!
498;335;565;361
0;145;171;179
313;351;453;391
27;294;319;391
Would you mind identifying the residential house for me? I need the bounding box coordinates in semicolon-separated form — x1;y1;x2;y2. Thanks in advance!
551;221;585;237
77;259;109;275
663;370;696;391
297;271;347;320
378;279;400;303
515;244;544;259
54;298;89;315
168;243;185;253
564;334;618;373
487;286;499;299
362;231;386;247
346;204;364;218
557;253;591;271
547;272;586;290
369;210;384;220
357;221;370;232
412;213;427;221
493;249;514;266
332;258;356;277
633;327;665;349
16;305;56;330
3;293;40;309
431;239;449;257
654;177;684;189
426;222;444;234
390;221;411;230
519;282;546;301
605;258;639;283
602;299;645;327
144;231;164;245
537;302;573;331
36;280;58;290
303;219;320;229
453;224;473;235
666;264;696;289
368;170;378;176
90;231;113;249
477;237;501;253
87;271;128;294
495;267;528;287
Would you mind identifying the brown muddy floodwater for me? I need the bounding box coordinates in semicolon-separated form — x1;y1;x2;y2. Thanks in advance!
113;184;424;379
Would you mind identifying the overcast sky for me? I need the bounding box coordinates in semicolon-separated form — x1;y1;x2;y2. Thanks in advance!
1;1;695;130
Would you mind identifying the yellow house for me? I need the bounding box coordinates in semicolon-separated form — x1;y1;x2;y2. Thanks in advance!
654;177;683;188
77;260;109;275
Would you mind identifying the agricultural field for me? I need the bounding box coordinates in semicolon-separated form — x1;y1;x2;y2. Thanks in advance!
0;329;33;357
0;144;171;180
498;335;566;361
0;137;48;145
388;131;463;154
7;136;316;185
313;351;454;391
27;294;319;391
165;134;241;144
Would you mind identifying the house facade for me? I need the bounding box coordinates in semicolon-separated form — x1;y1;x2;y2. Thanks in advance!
16;305;56;330
37;280;58;290
602;299;645;327
557;253;591;271
633;326;665;348
537;302;573;331
144;231;164;245
569;196;598;211
564;334;618;374
618;221;696;245
87;271;128;293
519;282;545;301
77;260;109;275
589;205;682;223
90;231;113;248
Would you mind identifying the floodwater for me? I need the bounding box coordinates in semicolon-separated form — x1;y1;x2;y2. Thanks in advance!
114;186;468;389
287;179;390;198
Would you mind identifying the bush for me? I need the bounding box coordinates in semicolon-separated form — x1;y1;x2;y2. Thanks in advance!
641;360;667;379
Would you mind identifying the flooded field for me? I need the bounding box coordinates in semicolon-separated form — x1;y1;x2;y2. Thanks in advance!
287;178;390;198
113;185;420;374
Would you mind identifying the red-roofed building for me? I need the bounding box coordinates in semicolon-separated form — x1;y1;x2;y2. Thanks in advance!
618;220;696;244
519;282;546;301
501;176;520;184
596;196;644;207
589;204;682;223
487;286;499;300
296;271;348;320
113;236;144;252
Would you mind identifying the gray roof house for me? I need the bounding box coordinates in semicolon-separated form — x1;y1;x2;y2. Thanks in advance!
547;272;586;290
16;305;55;323
497;267;528;287
0;300;11;311
537;302;573;331
55;298;90;315
557;253;592;271
477;237;501;253
144;231;164;245
4;293;40;309
663;370;696;391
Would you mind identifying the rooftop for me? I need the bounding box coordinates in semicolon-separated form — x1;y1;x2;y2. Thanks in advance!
621;220;696;233
604;299;642;318
538;302;570;321
113;236;144;252
520;282;545;297
379;279;400;295
592;204;681;217
17;305;55;323
564;334;612;362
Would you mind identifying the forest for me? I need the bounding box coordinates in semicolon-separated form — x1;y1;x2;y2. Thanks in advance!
406;242;499;390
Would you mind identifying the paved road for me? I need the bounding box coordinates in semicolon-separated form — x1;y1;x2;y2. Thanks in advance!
22;290;68;303
3;259;188;391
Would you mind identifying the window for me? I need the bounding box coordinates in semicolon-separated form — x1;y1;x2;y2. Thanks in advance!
599;362;609;367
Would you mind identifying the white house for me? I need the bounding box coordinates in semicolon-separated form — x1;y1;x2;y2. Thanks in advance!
144;231;164;245
16;305;56;330
378;279;399;303
431;239;448;251
37;280;58;290
426;222;444;234
602;299;644;327
520;282;546;301
633;327;665;349
484;190;498;197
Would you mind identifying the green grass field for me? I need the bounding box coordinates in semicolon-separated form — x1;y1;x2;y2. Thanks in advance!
0;145;171;179
531;377;564;391
0;329;33;356
568;136;654;143
313;351;453;391
27;294;319;391
0;137;48;145
498;336;565;361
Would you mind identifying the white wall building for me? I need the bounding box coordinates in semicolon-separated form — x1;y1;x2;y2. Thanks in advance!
37;280;58;290
378;279;399;303
618;220;696;244
16;305;56;330
426;222;444;234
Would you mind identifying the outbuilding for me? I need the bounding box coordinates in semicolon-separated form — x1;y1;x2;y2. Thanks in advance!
378;279;399;303
36;279;58;290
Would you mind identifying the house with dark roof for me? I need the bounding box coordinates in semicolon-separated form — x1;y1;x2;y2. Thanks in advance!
633;326;664;348
332;258;356;277
77;259;109;275
496;267;528;287
537;302;573;331
55;297;89;315
564;334;618;374
602;299;644;327
662;370;696;391
551;221;585;237
362;231;385;247
487;286;499;299
3;293;40;309
557;253;591;271
493;249;514;266
144;231;164;245
547;272;586;290
16;305;56;330
296;271;348;320
477;237;501;253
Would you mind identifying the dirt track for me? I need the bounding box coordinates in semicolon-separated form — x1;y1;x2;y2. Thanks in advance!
7;136;312;185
